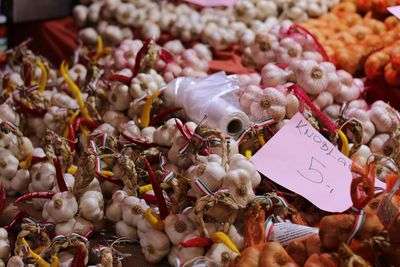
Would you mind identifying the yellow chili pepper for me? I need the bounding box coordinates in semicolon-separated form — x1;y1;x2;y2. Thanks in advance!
36;59;48;92
338;129;349;157
211;231;241;255
63;110;80;138
139;183;169;194
67;165;77;175
50;255;59;267
140;89;161;128
101;170;114;177
33;245;45;254
21;238;50;267
245;149;252;160
93;36;104;61
80;125;90;137
145;208;164;231
257;134;266;146
19;153;32;169
60;61;92;121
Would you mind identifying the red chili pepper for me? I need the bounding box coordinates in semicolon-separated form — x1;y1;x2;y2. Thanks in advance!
159;49;175;64
287;24;330;62
121;132;169;149
68;123;76;152
351;162;375;209
174;119;192;140
96;172;124;186
109;74;131;84
3;211;30;231
142;193;159;204
12;94;46;117
0;184;5;215
22;61;32;87
180;237;212;248
83;227;94;238
289;84;338;136
144;159;169;220
71;248;86;267
53;157;68;192
15;191;55;203
150;107;182;126
31;156;47;165
74;117;98;132
131;38;153;78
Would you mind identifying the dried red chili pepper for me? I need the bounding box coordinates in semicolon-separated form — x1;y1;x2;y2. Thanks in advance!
180;237;212;248
83;227;94;238
0;185;5;215
15;191;55;203
350;162;375;209
131;38;153;78
144;159;169;220
3;211;29;231
53;157;68;192
109;74;131;84
12;94;46;117
74;117;98;132
31;155;47;165
142;193;159;204
22;61;32;87
68;123;76;152
159;49;175;64
150;107;182;126
71;248;86;267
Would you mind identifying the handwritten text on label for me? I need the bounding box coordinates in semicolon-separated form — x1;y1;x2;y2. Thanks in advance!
251;113;353;212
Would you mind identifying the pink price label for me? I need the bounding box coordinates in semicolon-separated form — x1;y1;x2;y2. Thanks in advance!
251;113;353;212
387;6;400;19
184;0;237;7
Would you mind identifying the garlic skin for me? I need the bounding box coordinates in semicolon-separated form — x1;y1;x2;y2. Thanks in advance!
276;37;303;65
153;118;181;147
261;64;290;87
78;27;98;45
142;21;161;41
141;127;156;143
286;93;300;119
0;104;19;126
57;252;74;267
10;169;30;194
129;72;161;99
114;39;143;70
106;190;127;222
121;196;149;227
349;144;372;167
206;243;238;267
104;25;124;45
369;134;391;155
168;136;193;169
369;101;400;133
43;106;69;132
223;169;255;207
108;83;132;111
55;216;92;236
115;3;136;26
72;5;88;27
164;214;195;245
0;149;18;179
323;104;341;121
139;229;170;264
79;190;104;222
348;99;368;110
313;91;333;110
9;136;33;161
345;108;375;144
67;64;87;83
115;220;137;241
249;87;287;122
0;228;10;260
291;59;334;95
102;111;130;129
333;70;361;103
164;40;185;55
249;32;279;68
6;256;24;267
51;93;79;110
229;153;261;188
42;191;78;223
188;162;226;198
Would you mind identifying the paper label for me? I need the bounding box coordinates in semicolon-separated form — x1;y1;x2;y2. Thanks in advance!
387;6;400;19
184;0;237;7
270;222;319;246
252;113;353;212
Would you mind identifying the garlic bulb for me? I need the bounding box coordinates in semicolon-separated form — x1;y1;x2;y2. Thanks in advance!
275;37;303;65
261;63;290;87
164;214;195;245
345;108;375;144
334;70;361;103
229;153;261;188
222;169;255;207
139;229;170;264
206;243;238;267
121;196;149;227
248;87;287;122
108;83;132;111
369;134;392;155
115;220;137;240
106;190;128;222
188;161;226;198
369;101;400;133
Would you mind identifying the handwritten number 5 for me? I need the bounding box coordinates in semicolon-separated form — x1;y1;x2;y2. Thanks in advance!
297;156;326;184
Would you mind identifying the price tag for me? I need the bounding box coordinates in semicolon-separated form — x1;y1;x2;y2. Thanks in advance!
183;0;237;7
251;113;353;212
388;6;400;19
270;223;319;246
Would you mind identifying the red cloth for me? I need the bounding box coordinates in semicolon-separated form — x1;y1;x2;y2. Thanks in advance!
8;17;78;66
